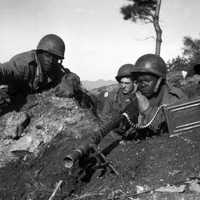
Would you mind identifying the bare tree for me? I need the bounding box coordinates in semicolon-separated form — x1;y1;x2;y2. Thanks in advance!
121;0;162;55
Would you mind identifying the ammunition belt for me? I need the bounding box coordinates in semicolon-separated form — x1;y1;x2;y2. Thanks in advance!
122;104;167;129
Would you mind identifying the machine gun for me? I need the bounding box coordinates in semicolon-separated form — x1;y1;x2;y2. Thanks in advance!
64;101;139;180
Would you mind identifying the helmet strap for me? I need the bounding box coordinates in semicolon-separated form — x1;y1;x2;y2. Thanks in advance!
153;77;162;93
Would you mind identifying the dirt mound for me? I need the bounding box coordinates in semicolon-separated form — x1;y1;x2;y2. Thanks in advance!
0;90;100;199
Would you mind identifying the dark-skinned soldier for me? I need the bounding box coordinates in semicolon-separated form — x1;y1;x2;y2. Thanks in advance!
0;34;80;114
132;54;188;136
102;64;137;118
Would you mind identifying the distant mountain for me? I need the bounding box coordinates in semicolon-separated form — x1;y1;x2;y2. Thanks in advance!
82;79;117;90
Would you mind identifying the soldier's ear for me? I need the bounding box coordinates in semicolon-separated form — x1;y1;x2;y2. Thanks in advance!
153;77;162;93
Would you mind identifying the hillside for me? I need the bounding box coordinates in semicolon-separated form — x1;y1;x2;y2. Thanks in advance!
82;79;116;90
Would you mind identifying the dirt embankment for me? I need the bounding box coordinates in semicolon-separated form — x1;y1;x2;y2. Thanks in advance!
0;90;100;199
0;88;200;200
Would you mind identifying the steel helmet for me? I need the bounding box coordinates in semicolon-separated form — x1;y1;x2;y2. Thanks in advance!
37;34;65;59
132;54;167;79
115;64;134;82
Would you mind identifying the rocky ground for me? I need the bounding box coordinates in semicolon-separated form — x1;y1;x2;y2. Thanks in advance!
0;89;100;199
0;79;200;200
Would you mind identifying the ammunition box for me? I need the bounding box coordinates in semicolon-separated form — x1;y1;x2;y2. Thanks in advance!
164;97;200;135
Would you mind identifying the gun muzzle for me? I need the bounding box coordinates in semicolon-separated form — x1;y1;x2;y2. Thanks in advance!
64;149;83;169
64;142;94;169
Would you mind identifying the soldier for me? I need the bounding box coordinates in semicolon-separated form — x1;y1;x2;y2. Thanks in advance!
102;64;137;118
0;34;80;114
131;54;188;136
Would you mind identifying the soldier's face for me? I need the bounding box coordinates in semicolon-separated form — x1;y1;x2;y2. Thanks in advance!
38;51;60;74
119;77;135;94
136;74;158;98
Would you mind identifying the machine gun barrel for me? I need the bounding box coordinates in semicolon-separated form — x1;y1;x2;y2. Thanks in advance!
64;114;122;169
64;142;92;168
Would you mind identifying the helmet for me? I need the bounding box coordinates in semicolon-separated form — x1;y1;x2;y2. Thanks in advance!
115;64;134;82
37;34;65;59
132;54;167;79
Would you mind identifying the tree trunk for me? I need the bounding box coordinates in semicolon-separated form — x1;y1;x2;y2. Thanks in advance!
153;0;162;55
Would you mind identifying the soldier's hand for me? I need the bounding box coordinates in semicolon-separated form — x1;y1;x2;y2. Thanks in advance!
135;91;150;114
55;86;66;97
114;119;128;136
122;127;137;140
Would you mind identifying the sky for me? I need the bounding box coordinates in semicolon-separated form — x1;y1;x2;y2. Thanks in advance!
0;0;200;81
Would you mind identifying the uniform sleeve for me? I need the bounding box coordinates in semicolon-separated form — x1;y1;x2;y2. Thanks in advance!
0;61;18;108
140;89;187;134
0;58;27;84
0;61;17;84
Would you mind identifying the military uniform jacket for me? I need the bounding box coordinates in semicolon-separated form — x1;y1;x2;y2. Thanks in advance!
102;86;136;117
0;50;70;95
